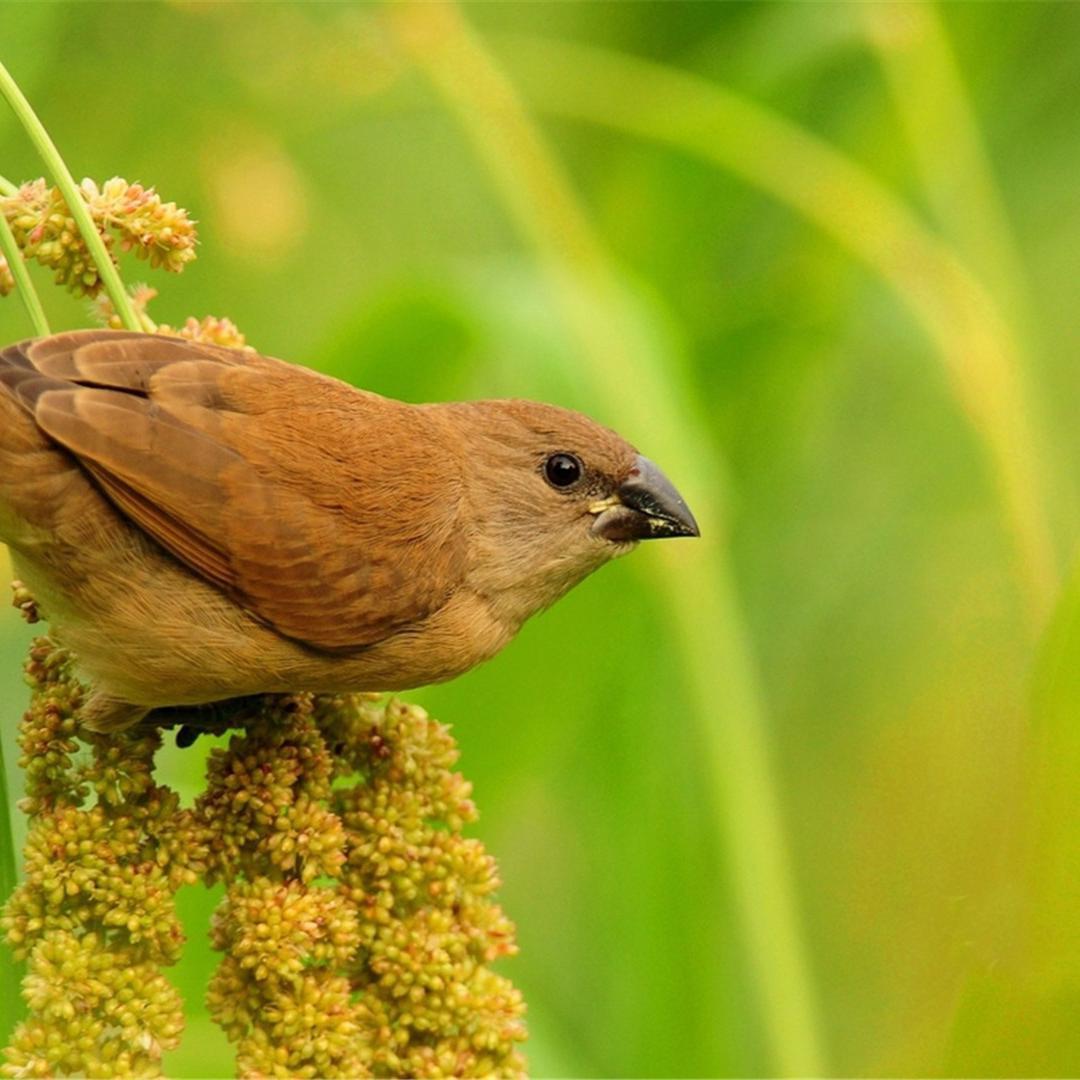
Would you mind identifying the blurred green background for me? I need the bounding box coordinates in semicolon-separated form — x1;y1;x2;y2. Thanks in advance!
3;2;1080;1076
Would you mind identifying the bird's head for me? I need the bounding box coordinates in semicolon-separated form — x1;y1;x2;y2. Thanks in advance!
440;399;699;628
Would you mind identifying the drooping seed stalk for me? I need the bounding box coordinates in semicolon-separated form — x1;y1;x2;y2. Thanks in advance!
0;61;138;331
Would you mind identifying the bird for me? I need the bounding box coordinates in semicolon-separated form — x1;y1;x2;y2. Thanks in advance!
0;329;698;734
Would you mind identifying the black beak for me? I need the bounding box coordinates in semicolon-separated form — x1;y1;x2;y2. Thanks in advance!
594;455;700;542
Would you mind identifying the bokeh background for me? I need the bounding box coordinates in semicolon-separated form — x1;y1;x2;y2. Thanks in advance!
2;3;1080;1076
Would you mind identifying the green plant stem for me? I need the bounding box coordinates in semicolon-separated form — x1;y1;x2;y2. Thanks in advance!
0;724;18;1045
0;175;16;197
0;61;138;331
0;205;50;337
388;6;827;1075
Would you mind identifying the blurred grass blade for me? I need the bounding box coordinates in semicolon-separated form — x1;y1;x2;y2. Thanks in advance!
387;5;826;1075
497;32;1057;630
1029;558;1080;984
861;1;1072;559
860;3;1028;321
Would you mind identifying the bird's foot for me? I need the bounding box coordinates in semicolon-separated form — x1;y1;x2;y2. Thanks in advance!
140;694;270;748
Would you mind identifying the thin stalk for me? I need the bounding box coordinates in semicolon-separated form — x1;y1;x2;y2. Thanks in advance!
387;5;827;1075
0;206;50;337
0;61;138;331
0;175;16;197
496;33;1057;631
0;726;18;1044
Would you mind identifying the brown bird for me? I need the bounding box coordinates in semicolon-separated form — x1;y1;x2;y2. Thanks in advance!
0;330;698;733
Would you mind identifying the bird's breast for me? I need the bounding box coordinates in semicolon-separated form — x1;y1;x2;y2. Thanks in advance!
330;588;515;691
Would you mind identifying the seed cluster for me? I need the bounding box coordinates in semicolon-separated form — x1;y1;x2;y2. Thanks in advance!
2;639;526;1078
324;695;527;1078
0;178;196;297
2;640;203;1078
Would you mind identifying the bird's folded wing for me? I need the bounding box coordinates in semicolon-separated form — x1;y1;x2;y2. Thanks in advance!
0;330;464;652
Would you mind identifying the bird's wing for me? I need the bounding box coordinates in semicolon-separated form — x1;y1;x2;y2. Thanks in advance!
0;330;466;652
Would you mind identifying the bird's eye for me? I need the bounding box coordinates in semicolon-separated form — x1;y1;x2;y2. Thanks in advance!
543;452;583;490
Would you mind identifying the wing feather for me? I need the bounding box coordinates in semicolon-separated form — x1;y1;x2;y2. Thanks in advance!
3;330;465;652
